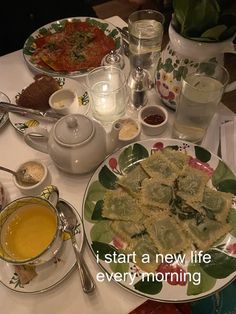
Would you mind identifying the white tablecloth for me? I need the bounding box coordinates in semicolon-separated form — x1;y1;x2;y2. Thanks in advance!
0;16;235;314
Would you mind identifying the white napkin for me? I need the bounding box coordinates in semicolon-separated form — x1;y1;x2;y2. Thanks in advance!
220;117;236;173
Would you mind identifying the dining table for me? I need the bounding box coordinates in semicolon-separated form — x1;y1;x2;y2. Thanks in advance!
0;15;235;314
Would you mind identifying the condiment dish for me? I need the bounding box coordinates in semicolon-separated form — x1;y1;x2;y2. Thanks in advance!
49;88;79;115
13;160;51;196
116;117;141;146
138;105;168;136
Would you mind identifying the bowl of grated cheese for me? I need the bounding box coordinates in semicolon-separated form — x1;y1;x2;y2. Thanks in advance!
116;117;141;147
13;160;51;196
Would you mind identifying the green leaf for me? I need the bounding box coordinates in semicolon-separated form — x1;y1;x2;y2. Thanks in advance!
189;37;217;42
199;62;217;76
212;160;236;188
134;276;162;295
91;241;118;260
84;181;106;222
187;263;216;295
99;165;118;189
229;209;236;237
201;24;227;40
194;146;211;162
220;25;236;41
110;261;129;274
91;200;105;221
118;144;149;173
90;221;114;243
217;179;236;194
200;249;236;278
174;0;220;37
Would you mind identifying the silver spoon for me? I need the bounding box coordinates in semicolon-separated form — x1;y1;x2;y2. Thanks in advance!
0;165;39;185
57;200;95;293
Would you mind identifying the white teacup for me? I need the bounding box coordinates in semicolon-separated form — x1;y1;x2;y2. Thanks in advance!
0;185;63;266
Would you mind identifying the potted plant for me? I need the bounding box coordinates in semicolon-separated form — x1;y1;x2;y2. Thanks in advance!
155;0;236;110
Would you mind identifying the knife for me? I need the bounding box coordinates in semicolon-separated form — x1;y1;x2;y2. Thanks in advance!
117;26;129;42
0;102;64;121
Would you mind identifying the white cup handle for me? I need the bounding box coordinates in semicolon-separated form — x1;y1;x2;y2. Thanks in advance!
24;126;49;154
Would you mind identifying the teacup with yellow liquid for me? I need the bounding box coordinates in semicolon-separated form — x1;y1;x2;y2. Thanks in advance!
0;185;63;265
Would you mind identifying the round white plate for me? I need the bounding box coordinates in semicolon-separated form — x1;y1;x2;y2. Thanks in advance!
83;138;236;302
23;17;122;78
9;77;90;135
0;199;83;293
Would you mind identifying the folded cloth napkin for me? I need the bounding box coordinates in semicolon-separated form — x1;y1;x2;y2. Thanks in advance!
220;117;236;173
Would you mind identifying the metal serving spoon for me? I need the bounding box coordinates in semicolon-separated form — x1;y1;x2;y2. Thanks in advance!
0;165;39;185
57;200;95;293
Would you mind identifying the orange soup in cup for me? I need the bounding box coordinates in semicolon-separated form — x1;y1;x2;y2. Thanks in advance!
1;204;57;261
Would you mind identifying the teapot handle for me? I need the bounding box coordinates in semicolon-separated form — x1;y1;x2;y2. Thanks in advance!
24;126;49;154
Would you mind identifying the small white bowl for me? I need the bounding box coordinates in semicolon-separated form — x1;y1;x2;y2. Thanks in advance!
13;160;51;196
138;105;168;136
49;88;79;115
115;117;141;146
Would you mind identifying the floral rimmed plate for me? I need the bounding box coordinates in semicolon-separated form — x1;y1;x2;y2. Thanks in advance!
9;77;90;135
83;138;236;302
0;199;83;293
23;17;122;78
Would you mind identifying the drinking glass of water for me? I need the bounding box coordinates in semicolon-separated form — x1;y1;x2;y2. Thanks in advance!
172;62;229;143
128;9;165;82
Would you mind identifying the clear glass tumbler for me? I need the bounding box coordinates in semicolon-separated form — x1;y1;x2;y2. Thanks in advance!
172;62;229;143
86;66;127;123
128;9;165;82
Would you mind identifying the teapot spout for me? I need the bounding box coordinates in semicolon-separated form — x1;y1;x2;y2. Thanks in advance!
106;121;121;155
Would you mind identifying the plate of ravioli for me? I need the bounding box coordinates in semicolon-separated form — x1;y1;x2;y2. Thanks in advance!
23;17;122;77
83;139;236;302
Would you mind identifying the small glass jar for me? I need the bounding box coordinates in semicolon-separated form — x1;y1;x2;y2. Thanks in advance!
101;50;125;70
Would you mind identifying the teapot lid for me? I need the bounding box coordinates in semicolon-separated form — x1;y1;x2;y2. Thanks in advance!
54;114;94;146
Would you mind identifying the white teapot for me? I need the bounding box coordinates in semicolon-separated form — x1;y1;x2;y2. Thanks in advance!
24;114;121;174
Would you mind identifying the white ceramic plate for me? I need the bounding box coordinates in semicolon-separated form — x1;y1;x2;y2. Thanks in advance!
83;138;236;302
0;91;10;131
9;77;90;135
0;199;83;293
23;17;122;78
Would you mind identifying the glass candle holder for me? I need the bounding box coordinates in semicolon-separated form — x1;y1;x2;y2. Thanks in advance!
86;66;127;123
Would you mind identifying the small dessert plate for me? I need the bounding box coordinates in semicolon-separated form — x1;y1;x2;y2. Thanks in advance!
9;77;90;135
0;199;83;294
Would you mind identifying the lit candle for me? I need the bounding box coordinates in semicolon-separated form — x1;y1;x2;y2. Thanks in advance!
92;81;116;115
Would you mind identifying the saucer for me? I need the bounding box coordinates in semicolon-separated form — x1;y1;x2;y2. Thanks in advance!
9;77;90;135
0;199;84;293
